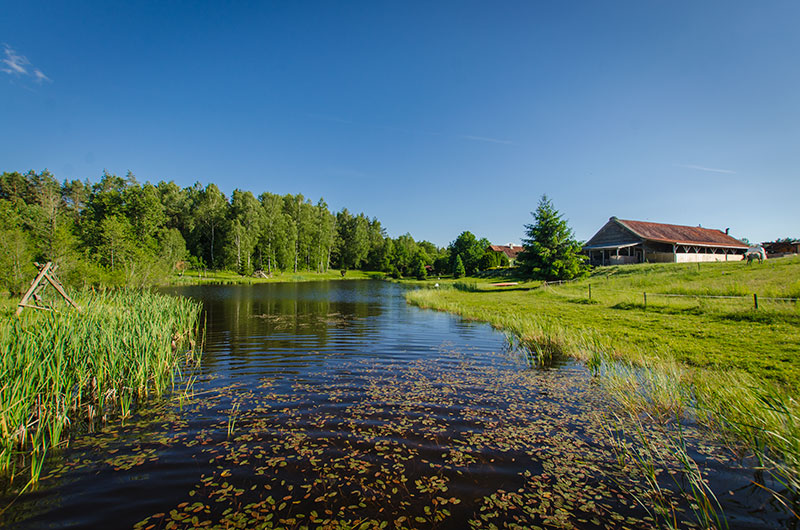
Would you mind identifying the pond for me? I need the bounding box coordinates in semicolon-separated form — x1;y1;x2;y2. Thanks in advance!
1;281;787;529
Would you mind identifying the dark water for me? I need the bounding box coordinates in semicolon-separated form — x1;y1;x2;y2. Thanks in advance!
1;281;789;529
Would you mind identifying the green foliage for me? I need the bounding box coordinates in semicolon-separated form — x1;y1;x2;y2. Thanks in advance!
0;200;35;295
453;280;479;292
449;231;490;276
479;249;510;270
517;195;588;281
1;168;439;291
0;168;456;290
433;255;450;276
453;255;466;278
193;183;228;269
336;208;370;270
413;253;428;280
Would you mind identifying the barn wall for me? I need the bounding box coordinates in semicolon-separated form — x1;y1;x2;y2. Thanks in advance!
676;253;744;263
609;256;638;265
584;220;640;248
646;252;675;263
645;252;744;263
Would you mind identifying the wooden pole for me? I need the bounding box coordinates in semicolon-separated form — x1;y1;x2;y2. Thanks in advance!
15;262;81;315
588;284;592;301
644;292;647;310
16;262;52;315
754;293;758;310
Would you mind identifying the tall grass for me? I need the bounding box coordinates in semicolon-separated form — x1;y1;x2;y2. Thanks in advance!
0;289;202;485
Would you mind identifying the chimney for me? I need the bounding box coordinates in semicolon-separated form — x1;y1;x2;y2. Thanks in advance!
725;228;729;235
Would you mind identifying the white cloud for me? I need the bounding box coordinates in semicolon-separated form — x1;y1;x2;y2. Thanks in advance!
33;68;51;83
2;44;51;83
675;163;735;174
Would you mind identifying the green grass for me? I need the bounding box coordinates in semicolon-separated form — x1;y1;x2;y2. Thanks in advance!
406;257;800;517
0;290;202;486
169;269;380;285
408;257;800;387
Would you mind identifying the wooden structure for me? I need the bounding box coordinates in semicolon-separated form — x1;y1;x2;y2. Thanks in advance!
762;240;800;258
583;217;749;266
16;262;81;316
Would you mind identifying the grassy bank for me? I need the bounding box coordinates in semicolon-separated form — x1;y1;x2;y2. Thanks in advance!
169;269;380;285
406;257;800;518
0;290;203;486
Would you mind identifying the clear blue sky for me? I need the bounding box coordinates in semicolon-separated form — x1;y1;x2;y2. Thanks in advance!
2;1;798;246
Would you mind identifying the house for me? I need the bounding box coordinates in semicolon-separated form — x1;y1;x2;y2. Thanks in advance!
583;217;749;266
762;240;800;258
488;244;523;266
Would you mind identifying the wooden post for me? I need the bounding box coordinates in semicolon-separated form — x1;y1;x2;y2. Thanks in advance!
16;262;52;315
16;262;81;316
588;284;592;301
643;292;647;310
754;293;758;310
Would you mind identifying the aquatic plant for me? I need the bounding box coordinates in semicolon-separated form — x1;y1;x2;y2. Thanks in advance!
226;402;240;439
0;289;202;485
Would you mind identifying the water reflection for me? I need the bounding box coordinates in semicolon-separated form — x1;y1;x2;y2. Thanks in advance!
1;281;786;530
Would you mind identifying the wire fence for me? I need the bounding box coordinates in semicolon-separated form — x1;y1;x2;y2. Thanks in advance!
538;279;800;310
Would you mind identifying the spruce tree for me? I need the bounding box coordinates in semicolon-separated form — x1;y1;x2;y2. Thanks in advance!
453;254;466;278
413;257;428;280
517;195;587;281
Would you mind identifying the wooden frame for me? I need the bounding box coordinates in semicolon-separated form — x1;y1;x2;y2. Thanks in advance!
15;262;81;316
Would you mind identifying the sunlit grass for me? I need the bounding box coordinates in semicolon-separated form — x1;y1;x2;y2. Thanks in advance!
406;256;800;521
0;290;202;486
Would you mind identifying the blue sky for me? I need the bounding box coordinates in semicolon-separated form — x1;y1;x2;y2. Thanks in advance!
2;1;798;246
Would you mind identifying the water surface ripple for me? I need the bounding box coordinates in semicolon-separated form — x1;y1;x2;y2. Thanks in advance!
2;281;786;529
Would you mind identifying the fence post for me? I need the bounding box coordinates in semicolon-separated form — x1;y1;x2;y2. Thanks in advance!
644;292;647;310
754;293;758;310
588;284;592;301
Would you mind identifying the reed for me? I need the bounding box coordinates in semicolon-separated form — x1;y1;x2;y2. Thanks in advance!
605;411;728;530
0;289;202;485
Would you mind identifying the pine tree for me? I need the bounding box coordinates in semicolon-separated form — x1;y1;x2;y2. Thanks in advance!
413;256;428;280
517;195;587;281
453;254;466;278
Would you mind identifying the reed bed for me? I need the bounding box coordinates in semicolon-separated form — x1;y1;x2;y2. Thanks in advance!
0;289;202;485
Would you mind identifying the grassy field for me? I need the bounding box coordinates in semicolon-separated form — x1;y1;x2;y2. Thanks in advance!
169;269;380;285
406;257;800;513
0;290;203;486
409;257;800;387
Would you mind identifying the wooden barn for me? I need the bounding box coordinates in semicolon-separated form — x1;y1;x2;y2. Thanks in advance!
762;240;800;258
583;217;749;266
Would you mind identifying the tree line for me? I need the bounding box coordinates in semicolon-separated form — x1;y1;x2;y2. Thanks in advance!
0;171;587;294
0;170;514;293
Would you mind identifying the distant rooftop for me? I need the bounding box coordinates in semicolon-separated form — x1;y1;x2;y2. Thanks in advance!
613;218;748;248
489;244;523;259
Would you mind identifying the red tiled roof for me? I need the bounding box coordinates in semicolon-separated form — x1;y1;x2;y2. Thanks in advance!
616;219;748;248
489;244;523;259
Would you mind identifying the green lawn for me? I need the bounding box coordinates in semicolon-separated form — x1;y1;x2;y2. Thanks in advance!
407;257;800;389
